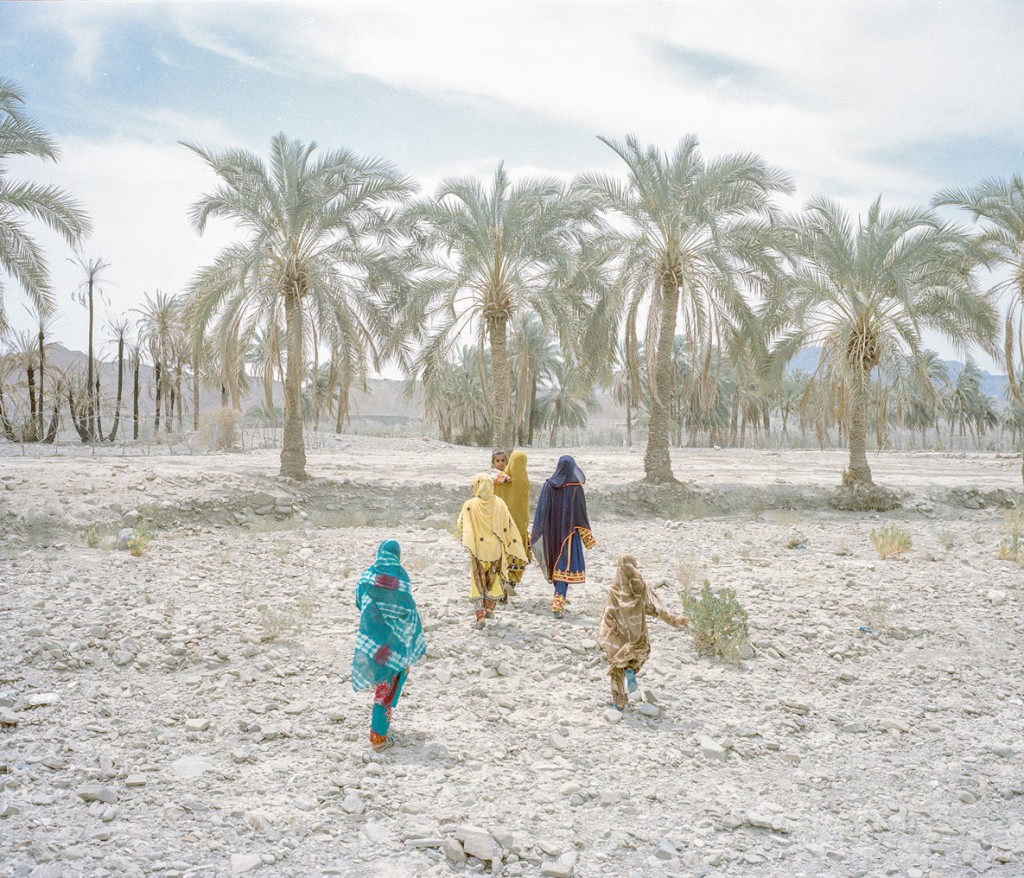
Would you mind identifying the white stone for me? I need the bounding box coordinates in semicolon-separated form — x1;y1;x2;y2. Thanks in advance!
171;755;214;779
700;737;727;762
230;853;262;874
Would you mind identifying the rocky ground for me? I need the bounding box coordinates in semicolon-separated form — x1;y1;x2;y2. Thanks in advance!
1;439;1023;878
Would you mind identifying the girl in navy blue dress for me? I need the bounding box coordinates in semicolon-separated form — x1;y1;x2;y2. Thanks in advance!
530;455;596;618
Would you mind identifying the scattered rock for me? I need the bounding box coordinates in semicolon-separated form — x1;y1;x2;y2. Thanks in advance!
115;528;135;551
700;737;727;762
76;782;117;804
444;838;466;864
230;853;262;874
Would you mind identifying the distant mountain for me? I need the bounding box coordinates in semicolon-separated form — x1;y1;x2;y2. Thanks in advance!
785;347;1008;400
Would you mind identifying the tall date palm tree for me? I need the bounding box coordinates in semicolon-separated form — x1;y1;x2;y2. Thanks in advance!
575;134;793;482
772;197;998;486
183;134;412;479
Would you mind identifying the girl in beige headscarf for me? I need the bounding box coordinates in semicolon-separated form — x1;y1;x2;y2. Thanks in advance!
457;473;528;629
596;555;688;710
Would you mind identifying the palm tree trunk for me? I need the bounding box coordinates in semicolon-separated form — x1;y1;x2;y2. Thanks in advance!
280;287;307;479
95;373;104;441
26;363;38;442
108;334;124;442
154;361;162;433
133;357;140;440
488;315;512;449
644;273;680;483
87;274;96;441
846;372;873;485
626;399;632;447
37;324;45;440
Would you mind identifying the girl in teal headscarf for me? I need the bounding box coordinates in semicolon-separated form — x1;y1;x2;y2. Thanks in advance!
352;539;427;751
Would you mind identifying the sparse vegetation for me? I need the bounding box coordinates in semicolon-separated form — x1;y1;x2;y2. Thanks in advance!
681;581;750;665
126;526;151;556
938;529;957;551
258;583;319;641
84;524;101;548
861;596;891;634
674;557;701;593
870;523;912;559
997;508;1024;564
785;533;805;549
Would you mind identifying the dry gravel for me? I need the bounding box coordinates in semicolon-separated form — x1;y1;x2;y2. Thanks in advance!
1;440;1022;878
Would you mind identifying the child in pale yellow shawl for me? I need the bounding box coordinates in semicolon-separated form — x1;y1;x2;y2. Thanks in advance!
493;450;531;601
596;555;688;710
457;473;528;628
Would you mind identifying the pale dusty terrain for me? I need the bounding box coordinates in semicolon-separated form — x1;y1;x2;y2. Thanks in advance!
1;439;1023;878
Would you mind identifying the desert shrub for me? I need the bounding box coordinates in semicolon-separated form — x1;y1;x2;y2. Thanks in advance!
681;581;750;664
785;533;805;549
259;584;318;641
200;407;242;451
997;508;1024;564
870;523;912;559
126;527;151;557
675;557;701;593
937;529;957;551
861;596;891;633
84;524;101;548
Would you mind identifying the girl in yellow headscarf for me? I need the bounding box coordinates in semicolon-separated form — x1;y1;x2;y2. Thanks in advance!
457;472;527;628
493;450;531;601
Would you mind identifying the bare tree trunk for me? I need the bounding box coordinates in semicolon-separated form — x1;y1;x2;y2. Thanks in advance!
625;400;632;447
644;272;680;483
488;314;512;450
845;372;873;485
280;287;307;479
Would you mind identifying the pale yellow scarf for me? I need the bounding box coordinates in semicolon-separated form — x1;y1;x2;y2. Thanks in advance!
460;472;528;567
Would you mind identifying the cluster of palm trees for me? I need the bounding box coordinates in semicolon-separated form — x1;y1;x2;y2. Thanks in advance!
3;77;1024;486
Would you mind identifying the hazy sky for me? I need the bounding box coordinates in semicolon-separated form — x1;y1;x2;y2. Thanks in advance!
3;1;1023;372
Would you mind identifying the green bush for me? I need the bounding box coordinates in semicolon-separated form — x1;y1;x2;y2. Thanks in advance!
870;523;912;559
681;581;750;664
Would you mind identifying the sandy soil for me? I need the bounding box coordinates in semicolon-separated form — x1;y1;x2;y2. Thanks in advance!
1;440;1022;878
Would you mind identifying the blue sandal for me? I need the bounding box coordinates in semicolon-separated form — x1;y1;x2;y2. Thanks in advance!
625;669;638;693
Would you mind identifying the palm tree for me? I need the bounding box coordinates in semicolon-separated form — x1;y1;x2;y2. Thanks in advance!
0;78;91;335
400;163;594;450
934;176;1024;480
135;290;181;436
609;339;642;447
575;134;793;482
183;134;412;479
422;345;491;445
534;355;597;446
509;310;560;446
887;350;948;449
71;253;110;441
772;197;998;485
104;316;131;442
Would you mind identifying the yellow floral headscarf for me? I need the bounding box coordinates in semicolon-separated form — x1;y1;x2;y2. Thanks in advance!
460;472;528;567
